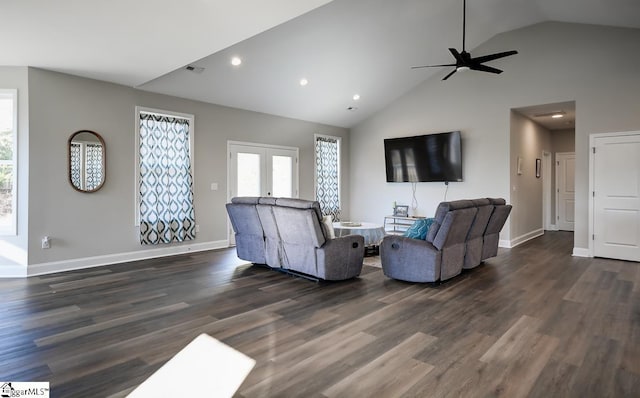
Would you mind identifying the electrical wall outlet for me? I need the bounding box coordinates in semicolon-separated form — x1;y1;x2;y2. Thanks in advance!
41;236;51;249
195;225;200;233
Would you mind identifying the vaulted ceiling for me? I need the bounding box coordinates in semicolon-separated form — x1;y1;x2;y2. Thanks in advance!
2;0;640;127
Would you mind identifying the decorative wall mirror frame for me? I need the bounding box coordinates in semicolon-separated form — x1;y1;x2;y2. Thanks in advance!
68;130;106;193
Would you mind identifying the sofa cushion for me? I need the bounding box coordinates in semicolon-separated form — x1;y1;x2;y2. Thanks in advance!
426;200;475;243
258;197;277;205
403;218;434;240
487;197;506;205
275;198;324;227
272;206;326;248
231;197;260;205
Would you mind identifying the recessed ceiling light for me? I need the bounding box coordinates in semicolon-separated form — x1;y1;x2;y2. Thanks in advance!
231;57;242;66
551;114;564;119
299;78;308;86
533;111;566;118
353;94;360;101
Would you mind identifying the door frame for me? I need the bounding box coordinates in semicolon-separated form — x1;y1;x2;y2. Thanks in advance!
588;130;640;257
226;140;300;245
542;151;553;231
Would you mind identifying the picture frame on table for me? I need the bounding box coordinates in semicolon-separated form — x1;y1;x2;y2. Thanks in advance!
394;205;409;217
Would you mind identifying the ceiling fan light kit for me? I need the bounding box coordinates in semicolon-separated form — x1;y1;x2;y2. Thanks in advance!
412;0;518;80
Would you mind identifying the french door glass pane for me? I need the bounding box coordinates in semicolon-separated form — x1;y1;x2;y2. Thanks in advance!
272;155;292;197
237;153;261;197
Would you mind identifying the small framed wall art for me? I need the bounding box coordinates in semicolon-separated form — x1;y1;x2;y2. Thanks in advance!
394;205;409;217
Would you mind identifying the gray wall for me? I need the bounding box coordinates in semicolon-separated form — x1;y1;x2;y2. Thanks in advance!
349;22;640;250
510;111;551;240
552;129;576;154
0;67;29;265
26;68;349;265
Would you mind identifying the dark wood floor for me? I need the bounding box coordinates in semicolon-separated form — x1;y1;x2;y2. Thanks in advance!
1;231;639;397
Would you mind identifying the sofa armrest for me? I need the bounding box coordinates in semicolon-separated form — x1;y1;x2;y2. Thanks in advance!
380;235;441;282
315;235;365;280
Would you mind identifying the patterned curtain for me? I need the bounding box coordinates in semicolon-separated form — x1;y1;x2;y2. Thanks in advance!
315;136;341;221
139;113;196;244
70;143;82;189
85;143;103;191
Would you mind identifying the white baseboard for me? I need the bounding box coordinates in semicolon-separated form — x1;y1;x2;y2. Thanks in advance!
24;240;230;278
502;228;544;249
572;247;591;257
546;224;559;231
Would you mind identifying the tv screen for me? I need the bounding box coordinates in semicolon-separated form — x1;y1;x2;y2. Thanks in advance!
384;131;462;182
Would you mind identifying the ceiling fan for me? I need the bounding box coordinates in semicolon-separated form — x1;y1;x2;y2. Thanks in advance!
412;0;518;80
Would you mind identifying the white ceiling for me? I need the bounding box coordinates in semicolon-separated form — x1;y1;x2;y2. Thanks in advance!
2;0;640;128
0;0;332;86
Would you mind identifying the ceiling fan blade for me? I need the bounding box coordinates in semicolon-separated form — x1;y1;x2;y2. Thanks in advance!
470;64;503;74
442;69;458;81
411;63;457;69
471;50;518;64
449;48;465;64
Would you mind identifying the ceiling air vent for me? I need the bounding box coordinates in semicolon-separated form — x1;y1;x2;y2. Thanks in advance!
185;65;205;74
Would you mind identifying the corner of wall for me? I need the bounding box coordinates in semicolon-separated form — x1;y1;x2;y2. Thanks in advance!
572;247;590;257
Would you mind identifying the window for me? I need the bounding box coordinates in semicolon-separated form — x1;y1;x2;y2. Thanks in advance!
0;89;17;235
314;134;341;221
135;107;195;244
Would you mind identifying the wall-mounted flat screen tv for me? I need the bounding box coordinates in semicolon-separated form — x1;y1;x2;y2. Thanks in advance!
384;131;462;182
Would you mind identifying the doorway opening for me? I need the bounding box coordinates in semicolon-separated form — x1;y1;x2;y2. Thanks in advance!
510;101;575;247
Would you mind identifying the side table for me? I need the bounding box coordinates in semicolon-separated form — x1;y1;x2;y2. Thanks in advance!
333;222;385;256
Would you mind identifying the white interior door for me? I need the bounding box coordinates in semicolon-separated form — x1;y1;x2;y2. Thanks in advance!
228;142;299;244
593;133;640;262
556;152;575;231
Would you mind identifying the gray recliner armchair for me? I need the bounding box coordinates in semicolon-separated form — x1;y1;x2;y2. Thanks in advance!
380;200;478;282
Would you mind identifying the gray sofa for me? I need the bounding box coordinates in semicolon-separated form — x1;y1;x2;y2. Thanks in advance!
380;198;511;283
226;197;365;281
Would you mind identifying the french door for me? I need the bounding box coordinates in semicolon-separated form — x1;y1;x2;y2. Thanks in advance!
228;142;299;244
